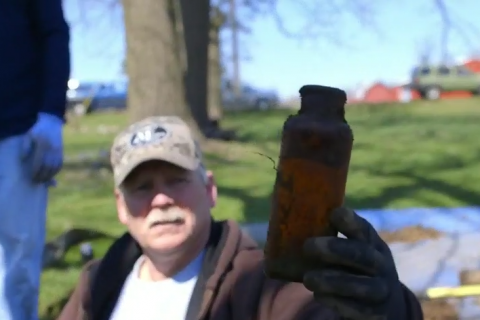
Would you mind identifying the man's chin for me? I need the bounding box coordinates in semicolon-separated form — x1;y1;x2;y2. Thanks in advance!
149;233;190;253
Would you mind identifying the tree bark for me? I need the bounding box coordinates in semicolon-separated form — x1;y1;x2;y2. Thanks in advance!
208;7;225;122
180;0;211;130
122;0;202;137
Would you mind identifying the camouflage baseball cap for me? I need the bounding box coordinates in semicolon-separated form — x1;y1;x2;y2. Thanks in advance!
110;116;202;186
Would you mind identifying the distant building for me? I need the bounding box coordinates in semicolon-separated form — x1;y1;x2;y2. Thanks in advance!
363;83;396;103
347;56;480;104
463;59;480;73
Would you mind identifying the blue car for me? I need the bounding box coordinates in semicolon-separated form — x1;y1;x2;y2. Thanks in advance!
67;81;127;114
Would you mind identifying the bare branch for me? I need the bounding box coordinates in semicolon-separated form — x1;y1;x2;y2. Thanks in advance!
415;36;436;65
432;0;479;62
67;0;123;61
265;0;380;49
448;9;479;52
433;0;451;62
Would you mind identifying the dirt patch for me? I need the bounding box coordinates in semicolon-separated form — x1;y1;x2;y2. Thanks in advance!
421;299;458;320
379;226;443;244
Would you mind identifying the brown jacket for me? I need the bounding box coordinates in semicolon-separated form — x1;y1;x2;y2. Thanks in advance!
57;220;423;320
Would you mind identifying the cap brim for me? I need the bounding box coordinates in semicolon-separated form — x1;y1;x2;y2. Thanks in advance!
114;153;198;187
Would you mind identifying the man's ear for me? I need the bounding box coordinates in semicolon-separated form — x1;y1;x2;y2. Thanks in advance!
115;188;129;225
205;170;217;208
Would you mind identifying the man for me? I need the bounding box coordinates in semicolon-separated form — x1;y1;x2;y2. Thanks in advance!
0;0;70;319
58;116;423;320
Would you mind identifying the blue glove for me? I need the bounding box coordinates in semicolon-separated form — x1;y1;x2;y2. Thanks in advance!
21;113;64;184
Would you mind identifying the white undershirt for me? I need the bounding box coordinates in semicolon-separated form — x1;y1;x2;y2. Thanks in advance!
109;251;204;320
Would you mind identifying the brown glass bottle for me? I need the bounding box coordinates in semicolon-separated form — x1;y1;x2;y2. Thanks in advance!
264;85;354;283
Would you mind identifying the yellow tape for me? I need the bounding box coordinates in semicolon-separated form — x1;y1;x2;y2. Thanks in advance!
427;284;480;299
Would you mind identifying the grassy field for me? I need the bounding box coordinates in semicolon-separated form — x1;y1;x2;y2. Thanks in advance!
39;98;480;317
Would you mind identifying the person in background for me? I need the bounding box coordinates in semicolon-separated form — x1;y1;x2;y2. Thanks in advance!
0;0;70;319
57;116;423;320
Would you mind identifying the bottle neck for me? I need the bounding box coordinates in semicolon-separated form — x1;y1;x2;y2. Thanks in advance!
299;102;346;122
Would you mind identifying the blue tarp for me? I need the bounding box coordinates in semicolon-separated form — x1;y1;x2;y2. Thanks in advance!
333;207;480;317
357;206;480;234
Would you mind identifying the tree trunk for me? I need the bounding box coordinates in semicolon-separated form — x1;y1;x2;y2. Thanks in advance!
208;7;225;122
122;0;202;137
180;0;211;130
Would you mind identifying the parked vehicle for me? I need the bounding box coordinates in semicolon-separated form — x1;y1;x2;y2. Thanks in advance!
66;81;98;113
66;80;127;115
410;64;480;100
222;80;279;111
88;83;127;113
67;79;279;114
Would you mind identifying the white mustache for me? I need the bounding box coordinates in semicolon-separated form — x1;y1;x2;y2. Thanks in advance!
148;208;186;225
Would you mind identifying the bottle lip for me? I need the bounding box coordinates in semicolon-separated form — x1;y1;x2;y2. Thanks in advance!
299;85;346;103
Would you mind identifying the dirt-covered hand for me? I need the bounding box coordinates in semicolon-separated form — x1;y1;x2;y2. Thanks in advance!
302;207;407;320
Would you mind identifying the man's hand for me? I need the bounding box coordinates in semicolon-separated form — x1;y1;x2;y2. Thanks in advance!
302;207;406;320
21;113;64;184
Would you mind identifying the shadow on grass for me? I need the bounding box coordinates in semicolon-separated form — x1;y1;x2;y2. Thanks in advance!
41;290;74;320
217;143;480;222
222;105;480;144
350;112;480;130
43;228;114;270
233;129;282;144
347;170;480;209
346;149;480;209
222;110;289;143
220;186;271;222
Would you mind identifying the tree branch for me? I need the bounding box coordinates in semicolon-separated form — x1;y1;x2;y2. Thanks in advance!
433;0;479;62
265;0;379;48
433;0;451;62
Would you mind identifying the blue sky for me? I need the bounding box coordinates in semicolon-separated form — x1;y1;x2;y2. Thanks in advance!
66;0;479;99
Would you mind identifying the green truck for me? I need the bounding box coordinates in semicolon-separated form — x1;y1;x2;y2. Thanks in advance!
410;65;480;100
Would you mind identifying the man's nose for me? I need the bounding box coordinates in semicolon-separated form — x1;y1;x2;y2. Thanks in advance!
150;189;174;207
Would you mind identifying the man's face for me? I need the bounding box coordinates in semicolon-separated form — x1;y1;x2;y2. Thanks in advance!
115;160;217;254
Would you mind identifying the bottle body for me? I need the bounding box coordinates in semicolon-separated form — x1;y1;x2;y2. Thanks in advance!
264;85;353;282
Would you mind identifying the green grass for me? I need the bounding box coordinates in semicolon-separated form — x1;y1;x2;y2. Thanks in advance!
39;98;480;318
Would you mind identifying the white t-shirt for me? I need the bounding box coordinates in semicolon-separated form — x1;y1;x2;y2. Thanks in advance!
109;251;204;320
